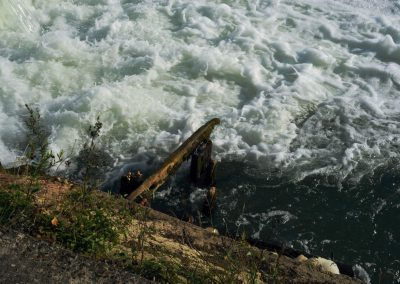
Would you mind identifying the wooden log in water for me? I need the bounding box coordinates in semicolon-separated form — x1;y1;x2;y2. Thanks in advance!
190;139;214;186
127;118;220;202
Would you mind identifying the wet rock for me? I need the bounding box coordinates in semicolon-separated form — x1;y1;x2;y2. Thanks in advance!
309;257;340;275
296;254;308;262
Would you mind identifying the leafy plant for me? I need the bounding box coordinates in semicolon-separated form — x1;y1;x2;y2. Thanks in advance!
76;116;111;190
23;104;64;176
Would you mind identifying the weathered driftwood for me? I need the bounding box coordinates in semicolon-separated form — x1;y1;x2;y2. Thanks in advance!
190;139;213;186
127;118;220;202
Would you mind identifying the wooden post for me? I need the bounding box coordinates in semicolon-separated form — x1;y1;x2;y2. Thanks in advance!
190;140;217;187
127;118;220;202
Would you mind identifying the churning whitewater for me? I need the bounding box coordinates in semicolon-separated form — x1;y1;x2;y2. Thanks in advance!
1;0;400;282
1;0;400;177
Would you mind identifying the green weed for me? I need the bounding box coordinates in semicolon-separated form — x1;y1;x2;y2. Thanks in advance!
23;104;65;176
76;116;112;191
0;184;36;227
55;208;118;254
132;259;181;283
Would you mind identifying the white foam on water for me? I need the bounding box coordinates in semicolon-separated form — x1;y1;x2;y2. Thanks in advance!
1;0;400;184
353;264;372;284
236;210;297;234
0;0;39;33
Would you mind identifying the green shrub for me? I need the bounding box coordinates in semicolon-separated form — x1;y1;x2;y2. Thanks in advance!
75;116;112;190
23;104;64;176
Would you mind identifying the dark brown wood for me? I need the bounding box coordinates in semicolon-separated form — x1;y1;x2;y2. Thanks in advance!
202;186;217;216
120;171;144;197
127;118;220;202
190;139;214;186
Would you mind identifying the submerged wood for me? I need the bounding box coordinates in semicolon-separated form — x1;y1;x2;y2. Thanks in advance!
190;139;215;186
127;118;220;202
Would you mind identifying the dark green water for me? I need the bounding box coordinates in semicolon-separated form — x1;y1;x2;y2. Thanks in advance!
152;159;400;283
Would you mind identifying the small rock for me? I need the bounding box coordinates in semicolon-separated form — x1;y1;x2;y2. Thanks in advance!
205;227;219;235
308;257;340;275
296;254;308;262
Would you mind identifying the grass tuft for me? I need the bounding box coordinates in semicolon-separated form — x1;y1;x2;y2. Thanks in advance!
0;185;35;226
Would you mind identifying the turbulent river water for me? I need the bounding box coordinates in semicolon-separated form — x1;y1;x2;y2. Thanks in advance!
1;0;400;282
